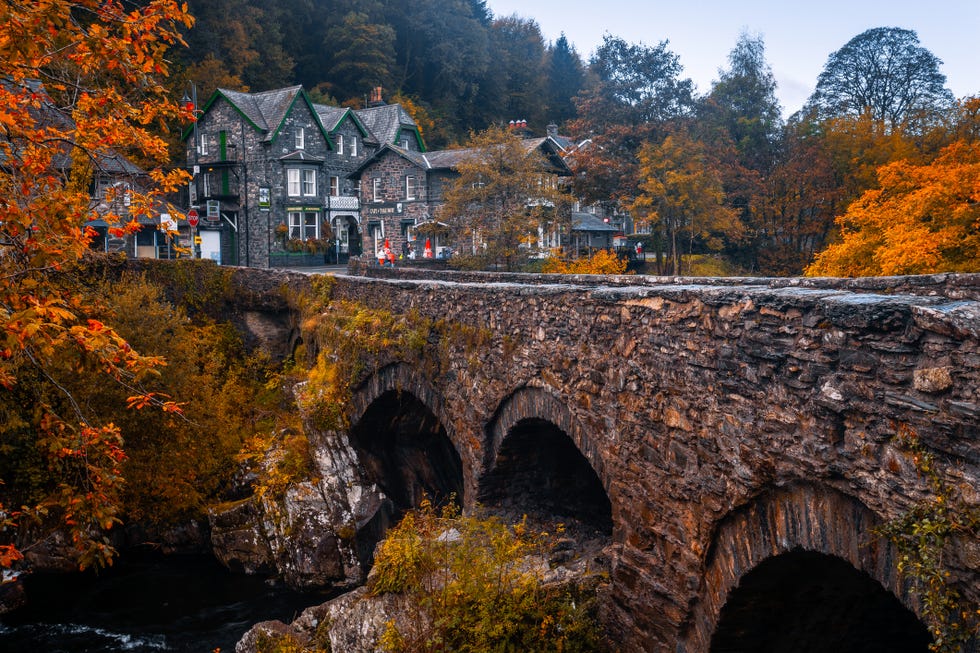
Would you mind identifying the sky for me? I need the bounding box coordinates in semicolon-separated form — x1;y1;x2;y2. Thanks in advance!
485;0;980;118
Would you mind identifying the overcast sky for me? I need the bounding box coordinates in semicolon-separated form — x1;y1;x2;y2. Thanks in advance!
486;0;980;117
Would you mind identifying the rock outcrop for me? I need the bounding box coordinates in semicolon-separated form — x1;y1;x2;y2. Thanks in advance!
209;397;391;590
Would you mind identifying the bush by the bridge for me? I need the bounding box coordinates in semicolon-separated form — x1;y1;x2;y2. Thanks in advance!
370;499;607;652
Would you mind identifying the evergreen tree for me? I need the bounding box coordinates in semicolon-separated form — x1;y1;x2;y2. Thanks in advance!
324;12;397;102
547;34;585;128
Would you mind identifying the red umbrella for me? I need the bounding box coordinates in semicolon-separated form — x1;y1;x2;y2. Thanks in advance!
423;238;433;258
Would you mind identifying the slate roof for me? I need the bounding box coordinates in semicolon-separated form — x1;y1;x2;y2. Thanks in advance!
216;85;304;142
279;150;324;163
350;137;572;179
313;105;348;132
355;103;418;147
572;212;618;233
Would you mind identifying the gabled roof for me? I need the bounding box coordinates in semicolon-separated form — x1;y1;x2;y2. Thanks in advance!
198;85;332;147
313;104;371;140
349;137;572;179
348;144;427;179
355;103;425;151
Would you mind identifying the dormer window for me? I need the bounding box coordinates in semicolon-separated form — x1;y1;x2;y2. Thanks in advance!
337;134;344;155
295;127;305;150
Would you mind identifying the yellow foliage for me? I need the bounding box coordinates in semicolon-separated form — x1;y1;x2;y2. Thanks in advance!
808;140;980;276
542;249;629;275
371;500;606;652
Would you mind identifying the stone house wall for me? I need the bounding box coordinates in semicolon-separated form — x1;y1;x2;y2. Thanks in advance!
358;150;432;257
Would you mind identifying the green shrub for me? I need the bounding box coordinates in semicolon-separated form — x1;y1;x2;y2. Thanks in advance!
371;500;607;652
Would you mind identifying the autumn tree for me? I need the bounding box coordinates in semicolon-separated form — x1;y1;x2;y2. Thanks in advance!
570;35;695;209
630;130;741;275
0;0;193;569
697;32;783;272
183;0;294;92
437;125;573;269
804;27;954;132
807;139;980;276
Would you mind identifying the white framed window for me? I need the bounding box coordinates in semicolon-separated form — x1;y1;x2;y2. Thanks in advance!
329;175;339;197
405;175;416;200
199;133;209;156
288;210;320;240
372;177;382;202
401;138;410;149
302;169;317;196
287;168;301;196
336;134;344;155
295;127;305;149
350;137;358;157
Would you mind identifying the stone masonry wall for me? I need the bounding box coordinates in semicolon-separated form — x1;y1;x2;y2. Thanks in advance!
330;270;980;652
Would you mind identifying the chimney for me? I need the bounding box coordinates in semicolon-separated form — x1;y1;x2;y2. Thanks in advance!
369;86;384;107
546;123;558;139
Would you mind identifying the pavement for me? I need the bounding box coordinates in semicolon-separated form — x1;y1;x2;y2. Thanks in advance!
275;264;349;275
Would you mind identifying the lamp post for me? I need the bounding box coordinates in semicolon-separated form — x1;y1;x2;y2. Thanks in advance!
181;82;200;258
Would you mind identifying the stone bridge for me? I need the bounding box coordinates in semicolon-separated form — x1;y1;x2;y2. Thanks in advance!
230;263;980;652
333;266;979;652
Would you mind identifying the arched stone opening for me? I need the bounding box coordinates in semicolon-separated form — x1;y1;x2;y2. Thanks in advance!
479;417;612;536
681;485;927;653
709;549;930;653
348;389;463;567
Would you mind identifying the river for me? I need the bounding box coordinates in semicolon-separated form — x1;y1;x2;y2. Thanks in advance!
0;553;327;653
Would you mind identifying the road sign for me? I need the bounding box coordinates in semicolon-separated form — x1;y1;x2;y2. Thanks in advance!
194;236;202;244
187;208;199;227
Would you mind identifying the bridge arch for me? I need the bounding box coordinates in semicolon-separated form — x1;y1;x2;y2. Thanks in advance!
348;363;466;564
681;484;929;653
480;385;612;536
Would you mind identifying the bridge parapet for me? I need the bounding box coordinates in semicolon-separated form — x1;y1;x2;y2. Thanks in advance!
347;257;980;300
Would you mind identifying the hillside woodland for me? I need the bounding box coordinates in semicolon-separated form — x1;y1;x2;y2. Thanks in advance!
172;1;979;276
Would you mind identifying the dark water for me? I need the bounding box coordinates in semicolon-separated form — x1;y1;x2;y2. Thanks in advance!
0;554;327;653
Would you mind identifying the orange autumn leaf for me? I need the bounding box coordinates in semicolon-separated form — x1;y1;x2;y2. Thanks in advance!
808;140;980;276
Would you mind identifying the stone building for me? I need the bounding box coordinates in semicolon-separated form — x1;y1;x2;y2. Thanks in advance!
349;136;571;260
183;85;424;268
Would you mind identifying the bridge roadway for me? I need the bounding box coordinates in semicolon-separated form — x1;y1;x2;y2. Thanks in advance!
228;262;980;652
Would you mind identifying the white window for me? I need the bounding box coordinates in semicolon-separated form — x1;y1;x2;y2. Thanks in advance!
401;138;410;149
372;178;382;202
405;175;416;200
329;175;339;197
199;133;209;156
350;137;358;157
302;169;317;196
295;127;305;149
336;134;344;155
287;168;301;196
288;210;320;240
